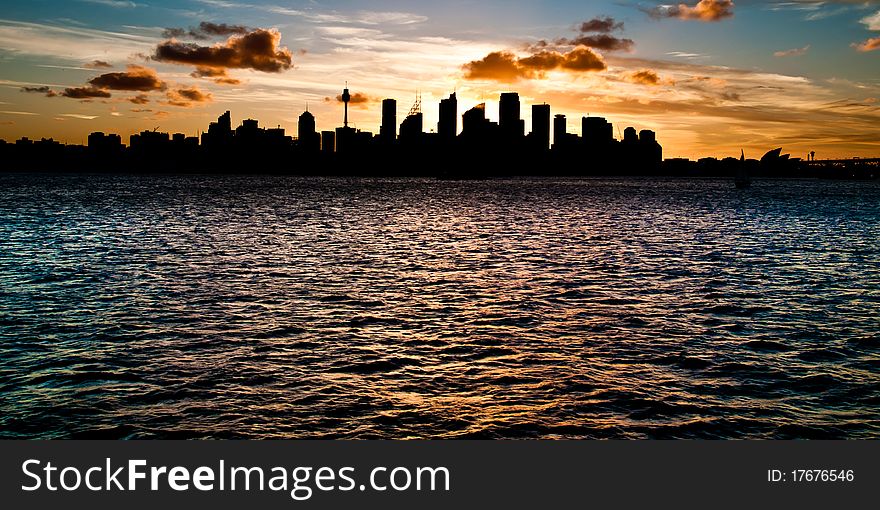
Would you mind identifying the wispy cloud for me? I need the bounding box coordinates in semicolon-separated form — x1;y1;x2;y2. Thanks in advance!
774;44;810;57
667;51;711;59
192;0;428;26
0;19;156;61
78;0;138;8
59;113;99;119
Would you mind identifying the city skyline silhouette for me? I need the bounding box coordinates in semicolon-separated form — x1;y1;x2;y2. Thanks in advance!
3;85;878;179
1;1;879;160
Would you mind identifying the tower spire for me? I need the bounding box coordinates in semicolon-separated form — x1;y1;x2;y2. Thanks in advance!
342;83;351;128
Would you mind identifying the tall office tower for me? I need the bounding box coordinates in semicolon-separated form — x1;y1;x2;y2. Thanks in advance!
321;131;335;154
217;110;231;132
438;92;458;139
380;99;397;142
532;104;551;151
499;92;524;138
297;109;319;152
582;116;614;144
462;103;487;134
399;112;424;142
553;114;566;148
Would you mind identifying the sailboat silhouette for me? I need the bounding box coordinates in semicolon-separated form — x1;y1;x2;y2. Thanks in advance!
735;149;751;189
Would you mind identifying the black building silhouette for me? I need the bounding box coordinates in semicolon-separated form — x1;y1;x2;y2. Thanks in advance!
399;112;423;144
438;92;457;140
530;104;551;152
380;98;397;143
499;92;524;139
297;110;320;153
87;132;122;154
582;116;613;145
553;114;566;149
321;130;335;154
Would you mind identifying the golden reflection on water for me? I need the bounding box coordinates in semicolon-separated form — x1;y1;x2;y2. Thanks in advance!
0;175;879;438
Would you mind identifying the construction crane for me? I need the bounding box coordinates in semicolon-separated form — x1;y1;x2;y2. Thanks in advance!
407;92;421;117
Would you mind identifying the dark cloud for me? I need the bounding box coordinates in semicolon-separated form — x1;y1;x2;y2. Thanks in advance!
84;60;112;69
163;22;251;40
164;86;213;107
579;17;624;33
463;46;606;81
128;94;150;104
162;27;188;39
561;46;608;71
627;69;662;85
562;34;634;52
529;16;633;52
198;22;250;36
21;86;58;97
340;92;371;104
88;65;166;91
518;50;566;71
153;28;293;73
176;87;211;102
191;66;225;78
325;92;373;109
190;66;241;85
61;87;112;99
646;0;735;22
463;51;531;81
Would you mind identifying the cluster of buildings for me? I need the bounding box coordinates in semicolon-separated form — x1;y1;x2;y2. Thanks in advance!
3;88;663;176
289;89;662;171
6;86;873;178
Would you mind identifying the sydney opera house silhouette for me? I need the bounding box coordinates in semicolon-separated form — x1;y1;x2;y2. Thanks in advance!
1;87;877;179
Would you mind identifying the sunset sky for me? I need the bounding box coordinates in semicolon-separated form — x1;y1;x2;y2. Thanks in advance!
1;0;879;159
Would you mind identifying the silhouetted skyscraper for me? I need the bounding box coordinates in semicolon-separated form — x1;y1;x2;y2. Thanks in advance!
438;92;457;139
582;117;613;144
381;99;397;142
532;104;550;151
202;111;233;148
399;112;423;143
321;130;335;154
217;111;231;132
553;114;566;148
499;92;524;138
624;127;638;144
462;103;488;134
335;126;355;154
298;110;319;153
640;129;662;164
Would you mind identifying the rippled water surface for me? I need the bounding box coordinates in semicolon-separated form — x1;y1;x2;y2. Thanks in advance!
1;174;878;439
